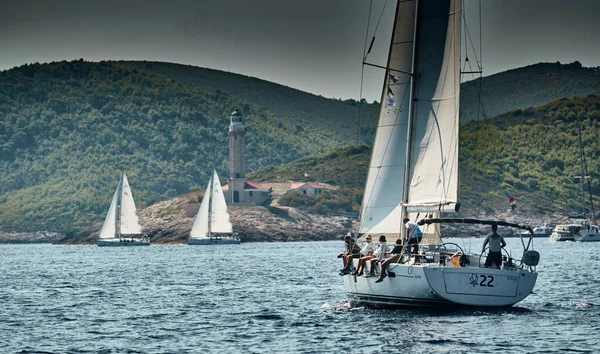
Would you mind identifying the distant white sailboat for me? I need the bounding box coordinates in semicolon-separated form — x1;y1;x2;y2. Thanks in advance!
98;172;150;247
188;170;240;245
550;122;600;242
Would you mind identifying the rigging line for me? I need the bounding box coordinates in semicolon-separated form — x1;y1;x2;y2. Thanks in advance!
363;0;391;62
362;0;374;59
479;0;482;74
579;121;596;223
461;2;487;120
355;0;377;235
461;2;482;71
356;0;375;146
477;0;483;121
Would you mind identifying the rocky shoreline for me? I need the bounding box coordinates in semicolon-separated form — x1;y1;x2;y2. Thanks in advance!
50;193;356;245
2;192;566;245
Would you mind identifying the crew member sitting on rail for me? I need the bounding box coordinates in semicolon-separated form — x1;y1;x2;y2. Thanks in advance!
339;233;361;275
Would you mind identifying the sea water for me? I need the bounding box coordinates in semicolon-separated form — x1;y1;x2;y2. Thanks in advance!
1;238;599;353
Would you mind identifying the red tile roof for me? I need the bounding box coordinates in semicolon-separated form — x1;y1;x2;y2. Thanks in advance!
222;180;267;191
245;181;266;190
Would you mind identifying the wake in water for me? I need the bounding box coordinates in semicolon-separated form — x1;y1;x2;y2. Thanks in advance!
322;300;364;312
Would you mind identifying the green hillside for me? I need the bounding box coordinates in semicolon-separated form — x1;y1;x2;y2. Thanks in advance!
460;62;600;123
1;59;599;234
0;60;378;232
251;95;600;219
123;61;379;144
461;94;600;216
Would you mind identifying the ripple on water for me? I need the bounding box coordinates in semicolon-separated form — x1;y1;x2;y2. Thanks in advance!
1;241;600;353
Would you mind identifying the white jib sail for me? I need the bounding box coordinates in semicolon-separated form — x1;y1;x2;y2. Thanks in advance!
99;180;121;240
119;172;143;235
210;170;233;234
190;177;211;239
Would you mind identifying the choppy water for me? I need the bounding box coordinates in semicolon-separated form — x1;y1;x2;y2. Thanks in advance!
1;238;599;353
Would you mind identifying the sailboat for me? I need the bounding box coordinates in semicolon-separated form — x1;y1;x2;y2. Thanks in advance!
188;170;240;245
344;0;540;307
97;172;150;247
550;123;600;242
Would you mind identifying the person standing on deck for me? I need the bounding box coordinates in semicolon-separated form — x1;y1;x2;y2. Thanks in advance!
482;224;506;269
403;217;420;254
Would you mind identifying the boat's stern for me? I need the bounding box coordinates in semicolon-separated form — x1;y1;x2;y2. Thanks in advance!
423;266;537;307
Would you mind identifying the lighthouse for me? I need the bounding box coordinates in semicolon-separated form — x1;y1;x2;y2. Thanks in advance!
228;109;247;204
224;109;269;205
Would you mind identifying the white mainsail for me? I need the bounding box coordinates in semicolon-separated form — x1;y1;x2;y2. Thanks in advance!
406;2;460;210
210;169;233;234
359;0;461;238
189;177;212;239
119;172;143;235
99;180;121;240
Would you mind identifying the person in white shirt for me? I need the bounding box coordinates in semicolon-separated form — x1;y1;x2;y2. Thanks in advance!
363;235;388;277
354;235;375;276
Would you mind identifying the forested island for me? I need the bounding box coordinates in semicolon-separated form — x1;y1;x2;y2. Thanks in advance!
1;60;599;243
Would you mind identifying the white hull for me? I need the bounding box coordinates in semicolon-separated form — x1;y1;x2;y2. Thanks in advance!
550;223;600;242
344;260;537;308
98;238;150;247
576;232;600;242
188;237;240;245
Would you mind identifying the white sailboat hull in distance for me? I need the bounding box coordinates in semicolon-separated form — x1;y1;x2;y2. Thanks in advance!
344;262;537;308
188;236;241;245
98;238;150;247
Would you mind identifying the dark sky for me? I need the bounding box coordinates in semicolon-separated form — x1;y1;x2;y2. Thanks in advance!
1;0;599;101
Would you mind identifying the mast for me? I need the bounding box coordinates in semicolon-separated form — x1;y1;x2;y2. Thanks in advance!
576;121;595;222
401;0;421;239
118;172;124;239
577;122;586;217
208;179;212;238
